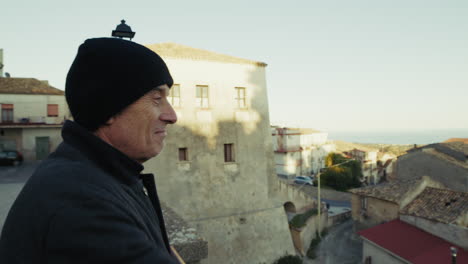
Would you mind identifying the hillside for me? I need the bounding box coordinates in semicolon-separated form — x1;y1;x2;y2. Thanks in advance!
332;140;415;157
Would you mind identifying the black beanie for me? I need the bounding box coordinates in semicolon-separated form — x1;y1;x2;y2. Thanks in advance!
65;37;173;131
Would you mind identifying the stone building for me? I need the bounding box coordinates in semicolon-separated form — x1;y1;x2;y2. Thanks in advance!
349;176;444;231
144;43;295;264
395;142;468;192
0;77;69;160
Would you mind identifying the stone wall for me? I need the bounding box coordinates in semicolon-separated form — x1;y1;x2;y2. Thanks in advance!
396;150;468;192
191;206;295;264
400;215;468;250
351;194;399;231
362;239;407;264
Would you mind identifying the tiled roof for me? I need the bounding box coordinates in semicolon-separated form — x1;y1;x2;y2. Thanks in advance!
0;78;64;95
145;42;267;67
400;187;468;225
408;142;468;161
349;178;423;203
358;219;468;264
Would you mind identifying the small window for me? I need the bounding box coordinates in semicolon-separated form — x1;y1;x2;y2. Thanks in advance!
361;197;368;210
235;87;246;109
196;85;209;108
1;104;14;123
168;84;181;107
178;148;188;161
47;104;59;117
224;143;235;162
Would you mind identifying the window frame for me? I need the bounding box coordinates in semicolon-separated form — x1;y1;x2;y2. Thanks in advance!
47;104;59;117
224;143;235;162
168;84;181;107
178;147;188;161
1;104;14;123
235;87;247;109
196;85;209;108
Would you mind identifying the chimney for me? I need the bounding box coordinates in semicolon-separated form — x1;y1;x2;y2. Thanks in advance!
451;246;457;264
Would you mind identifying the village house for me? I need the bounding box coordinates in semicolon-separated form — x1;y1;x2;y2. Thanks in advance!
271;126;335;179
347;148;380;185
395;142;468;192
0;77;69;161
358;187;468;264
143;43;296;264
349;176;444;231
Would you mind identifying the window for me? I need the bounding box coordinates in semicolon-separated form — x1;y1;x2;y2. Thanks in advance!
196;85;209;108
361;197;368;210
47;104;59;117
168;84;180;107
178;148;188;161
224;143;235;162
235;87;246;108
1;104;13;123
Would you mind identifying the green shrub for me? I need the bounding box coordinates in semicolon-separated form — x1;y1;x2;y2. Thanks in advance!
273;254;302;264
289;208;318;229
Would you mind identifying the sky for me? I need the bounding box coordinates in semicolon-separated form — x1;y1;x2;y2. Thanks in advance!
1;0;467;133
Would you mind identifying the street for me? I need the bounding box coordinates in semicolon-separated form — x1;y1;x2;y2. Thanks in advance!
0;162;37;231
303;219;363;264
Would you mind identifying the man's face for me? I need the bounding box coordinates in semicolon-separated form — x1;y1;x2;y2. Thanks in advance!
97;84;177;163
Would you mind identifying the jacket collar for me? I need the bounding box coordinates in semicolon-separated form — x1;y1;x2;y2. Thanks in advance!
61;120;143;185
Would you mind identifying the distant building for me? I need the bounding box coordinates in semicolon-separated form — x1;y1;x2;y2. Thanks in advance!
0;77;69;160
358;187;468;263
271;126;335;179
349;176;444;231
349;148;380;185
143;43;295;264
395;142;468;192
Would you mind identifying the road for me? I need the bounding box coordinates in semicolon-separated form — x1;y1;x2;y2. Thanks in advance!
303;219;363;264
0;162;37;231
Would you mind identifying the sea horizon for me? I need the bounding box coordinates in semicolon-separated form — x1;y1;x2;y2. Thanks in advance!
327;129;468;145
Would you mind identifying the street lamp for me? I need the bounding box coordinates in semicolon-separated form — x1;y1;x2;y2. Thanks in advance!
112;19;135;40
451;246;458;264
316;159;354;238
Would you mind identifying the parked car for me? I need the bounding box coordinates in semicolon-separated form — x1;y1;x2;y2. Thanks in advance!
0;150;23;166
294;176;313;186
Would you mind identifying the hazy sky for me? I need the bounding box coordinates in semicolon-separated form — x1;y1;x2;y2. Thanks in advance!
1;0;467;132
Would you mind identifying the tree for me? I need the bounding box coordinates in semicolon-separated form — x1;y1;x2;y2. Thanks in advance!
321;153;362;191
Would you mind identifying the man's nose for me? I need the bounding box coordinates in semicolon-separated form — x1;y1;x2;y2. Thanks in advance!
160;103;177;124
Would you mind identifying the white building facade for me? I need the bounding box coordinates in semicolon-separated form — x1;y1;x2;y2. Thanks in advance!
0;78;69;161
272;127;335;179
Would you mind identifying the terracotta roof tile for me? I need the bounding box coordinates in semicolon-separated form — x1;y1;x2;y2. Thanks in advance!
400;187;468;225
0;78;64;95
349;178;423;203
145;42;267;67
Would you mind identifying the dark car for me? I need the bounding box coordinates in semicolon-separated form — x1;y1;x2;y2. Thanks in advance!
0;150;23;166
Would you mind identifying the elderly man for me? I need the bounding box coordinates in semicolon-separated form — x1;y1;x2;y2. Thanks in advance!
0;38;180;263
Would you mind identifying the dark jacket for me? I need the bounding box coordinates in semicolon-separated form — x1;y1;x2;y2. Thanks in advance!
0;121;179;264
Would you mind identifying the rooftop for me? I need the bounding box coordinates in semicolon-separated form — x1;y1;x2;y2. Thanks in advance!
0;78;64;95
146;42;267;67
400;187;468;226
349;177;424;204
358;219;468;264
408;142;468;162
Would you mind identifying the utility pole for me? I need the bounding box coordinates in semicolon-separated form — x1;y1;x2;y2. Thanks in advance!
317;159;354;238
